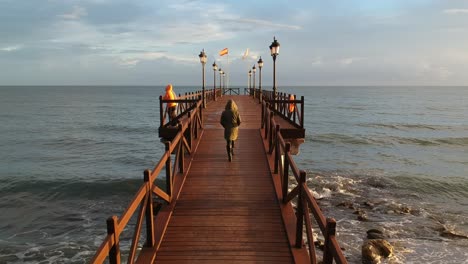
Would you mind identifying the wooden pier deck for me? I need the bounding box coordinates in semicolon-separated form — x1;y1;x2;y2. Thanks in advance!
155;95;293;263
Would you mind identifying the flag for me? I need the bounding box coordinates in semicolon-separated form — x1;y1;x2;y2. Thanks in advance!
242;48;249;60
219;48;228;56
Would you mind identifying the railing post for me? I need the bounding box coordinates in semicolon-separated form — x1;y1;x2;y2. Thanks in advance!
323;218;337;264
165;141;172;198
301;96;305;128
178;125;184;174
295;171;306;248
274;124;280;174
107;216;121;264
159;95;164;126
282;143;291;202
261;101;265;129
143;170;155;247
268;112;274;154
187;111;193;150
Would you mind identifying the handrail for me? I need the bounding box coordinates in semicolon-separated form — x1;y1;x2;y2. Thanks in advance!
260;97;348;264
249;88;304;129
91;94;210;263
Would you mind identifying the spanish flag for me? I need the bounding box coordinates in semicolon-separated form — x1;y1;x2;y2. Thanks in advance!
219;48;228;56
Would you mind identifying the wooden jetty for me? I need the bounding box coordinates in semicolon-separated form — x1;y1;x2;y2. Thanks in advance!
91;88;348;264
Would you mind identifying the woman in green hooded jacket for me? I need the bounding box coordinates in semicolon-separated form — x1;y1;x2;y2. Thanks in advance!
220;99;241;162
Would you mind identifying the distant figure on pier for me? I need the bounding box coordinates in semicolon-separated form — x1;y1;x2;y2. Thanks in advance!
220;99;242;162
163;84;177;125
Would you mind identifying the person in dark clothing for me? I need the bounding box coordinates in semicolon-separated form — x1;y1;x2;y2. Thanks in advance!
220;99;241;162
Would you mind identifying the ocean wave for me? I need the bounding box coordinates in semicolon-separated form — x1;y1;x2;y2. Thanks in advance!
391;176;468;200
307;133;468;147
0;177;164;201
307;133;379;146
89;123;154;135
358;123;444;131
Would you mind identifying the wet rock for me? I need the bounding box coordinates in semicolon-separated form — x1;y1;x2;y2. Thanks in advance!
354;209;368;221
361;239;393;264
314;239;325;251
363;201;375;209
367;229;386;239
336;201;356;210
440;230;468;240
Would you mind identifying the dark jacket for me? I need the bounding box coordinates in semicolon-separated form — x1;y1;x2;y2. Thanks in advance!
220;100;241;141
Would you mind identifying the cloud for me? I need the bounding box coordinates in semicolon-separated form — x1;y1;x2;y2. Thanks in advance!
443;9;468;15
339;57;365;66
59;6;87;20
221;18;302;31
0;45;22;52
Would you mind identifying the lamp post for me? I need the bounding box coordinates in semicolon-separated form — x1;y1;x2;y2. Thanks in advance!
212;62;217;98
199;49;207;108
219;69;223;91
269;37;280;105
252;65;256;97
257;57;263;102
223;72;226;90
248;70;252;91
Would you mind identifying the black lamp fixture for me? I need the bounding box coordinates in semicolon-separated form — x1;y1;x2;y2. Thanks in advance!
257;57;263;102
199;49;207;108
269;37;280;101
212;62;217;92
248;70;252;90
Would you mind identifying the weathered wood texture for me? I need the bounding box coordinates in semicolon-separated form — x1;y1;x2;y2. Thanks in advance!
154;95;294;263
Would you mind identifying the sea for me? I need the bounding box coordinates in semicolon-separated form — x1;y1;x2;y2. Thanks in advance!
0;86;466;263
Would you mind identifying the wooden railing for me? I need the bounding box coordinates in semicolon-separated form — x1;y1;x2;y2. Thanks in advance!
160;88;222;127
260;98;348;264
249;88;304;129
223;87;240;95
91;98;205;264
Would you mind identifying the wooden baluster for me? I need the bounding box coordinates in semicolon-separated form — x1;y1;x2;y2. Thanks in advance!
159;95;164;126
107;216;121;264
282;143;290;202
295;171;306;248
143;170;154;247
179;125;184;174
165;141;172;198
323;218;336;264
301;96;305;128
269;112;274;154
274;124;280;174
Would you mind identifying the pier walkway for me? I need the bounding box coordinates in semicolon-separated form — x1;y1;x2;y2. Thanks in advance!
91;89;348;264
155;95;292;263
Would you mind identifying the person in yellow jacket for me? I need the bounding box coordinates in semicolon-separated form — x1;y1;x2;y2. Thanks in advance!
163;84;177;125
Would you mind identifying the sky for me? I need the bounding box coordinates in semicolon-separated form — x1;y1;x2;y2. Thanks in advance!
1;0;468;86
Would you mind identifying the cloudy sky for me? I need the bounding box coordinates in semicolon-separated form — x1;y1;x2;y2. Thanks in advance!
1;0;468;86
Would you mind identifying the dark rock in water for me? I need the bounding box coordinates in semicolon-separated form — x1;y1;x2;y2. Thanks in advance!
440;230;468;239
314;239;325;251
337;201;356;209
355;209;368;221
361;239;393;264
363;201;375;209
367;229;386;239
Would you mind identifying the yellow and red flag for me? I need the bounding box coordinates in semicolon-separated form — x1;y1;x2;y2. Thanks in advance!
219;48;228;56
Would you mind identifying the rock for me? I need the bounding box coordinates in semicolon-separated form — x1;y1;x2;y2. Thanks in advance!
363;201;375;209
440;230;468;240
362;239;393;264
337;201;356;209
367;229;385;239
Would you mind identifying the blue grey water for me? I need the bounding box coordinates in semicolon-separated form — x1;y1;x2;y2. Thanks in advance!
0;86;466;263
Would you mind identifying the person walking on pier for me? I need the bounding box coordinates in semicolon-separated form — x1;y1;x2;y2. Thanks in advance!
163;84;178;125
220;99;241;162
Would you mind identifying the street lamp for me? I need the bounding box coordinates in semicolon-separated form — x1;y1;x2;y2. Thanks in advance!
199;49;207;108
223;72;226;90
269;37;280;103
219;69;223;90
252;64;257;94
212;62;217;95
257;57;263;102
248;70;252;90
